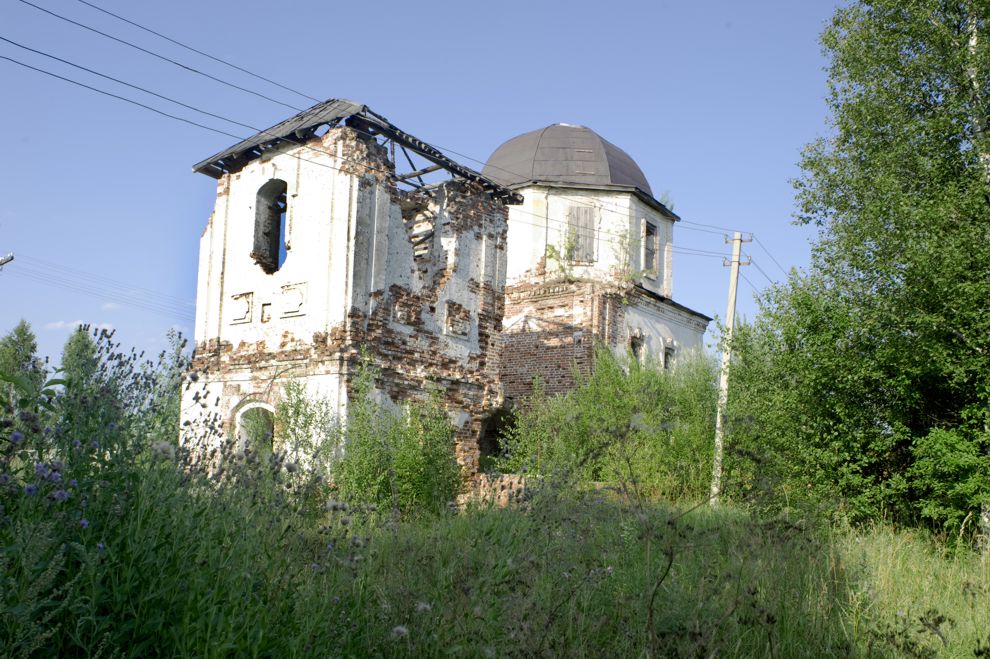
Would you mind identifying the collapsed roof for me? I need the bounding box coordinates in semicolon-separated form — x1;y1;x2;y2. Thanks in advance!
192;98;523;204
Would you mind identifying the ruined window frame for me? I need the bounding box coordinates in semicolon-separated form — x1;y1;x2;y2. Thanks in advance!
663;346;675;371
252;178;289;274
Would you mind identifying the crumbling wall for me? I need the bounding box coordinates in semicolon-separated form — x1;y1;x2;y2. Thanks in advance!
500;280;623;402
350;179;508;473
182;125;509;476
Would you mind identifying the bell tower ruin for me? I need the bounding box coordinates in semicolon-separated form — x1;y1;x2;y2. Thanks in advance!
180;100;519;473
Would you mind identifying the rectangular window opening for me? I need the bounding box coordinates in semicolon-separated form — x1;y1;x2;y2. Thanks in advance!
567;206;596;263
644;221;658;277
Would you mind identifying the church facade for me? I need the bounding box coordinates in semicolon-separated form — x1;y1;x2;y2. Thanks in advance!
180;101;709;474
482;124;711;404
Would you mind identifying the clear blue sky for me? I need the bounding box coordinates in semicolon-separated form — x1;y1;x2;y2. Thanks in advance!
0;0;841;363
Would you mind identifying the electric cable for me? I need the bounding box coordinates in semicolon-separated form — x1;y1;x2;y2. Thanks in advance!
0;35;260;133
17;254;194;308
8;4;755;255
753;235;790;277
73;0;321;103
0;55;243;140
15;0;301;111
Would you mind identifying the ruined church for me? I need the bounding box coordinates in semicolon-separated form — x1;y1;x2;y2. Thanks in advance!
180;100;709;473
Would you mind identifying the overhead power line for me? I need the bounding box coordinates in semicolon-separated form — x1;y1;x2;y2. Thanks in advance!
753;235;790;277
739;270;761;293
748;257;776;285
73;0;321;103
0;35;259;133
12;0;768;263
10;268;195;321
0;55;243;140
2;53;734;268
15;0;301;110
0;45;727;257
17;254;194;308
6;7;777;268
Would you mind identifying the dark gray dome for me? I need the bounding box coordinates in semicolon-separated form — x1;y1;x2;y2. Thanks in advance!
482;124;653;195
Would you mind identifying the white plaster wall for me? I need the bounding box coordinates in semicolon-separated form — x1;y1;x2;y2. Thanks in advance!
620;300;708;364
504;185;675;298
194;138;378;351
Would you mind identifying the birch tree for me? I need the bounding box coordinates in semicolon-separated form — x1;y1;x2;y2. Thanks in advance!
735;1;990;537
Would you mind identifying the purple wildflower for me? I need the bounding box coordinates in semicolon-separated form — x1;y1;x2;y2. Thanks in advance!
51;489;69;502
9;431;23;444
69;479;78;488
96;542;105;552
48;471;61;483
34;463;50;478
44;427;53;434
90;440;100;450
0;474;9;485
72;439;82;449
80;518;90;529
24;484;38;496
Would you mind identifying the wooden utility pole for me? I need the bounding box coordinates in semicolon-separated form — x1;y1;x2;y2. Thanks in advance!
709;232;750;506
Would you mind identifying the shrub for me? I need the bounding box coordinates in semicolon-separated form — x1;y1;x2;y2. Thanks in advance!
498;346;717;500
333;360;461;514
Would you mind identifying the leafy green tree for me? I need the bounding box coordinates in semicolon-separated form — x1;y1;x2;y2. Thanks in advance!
0;319;46;397
732;1;990;533
60;327;98;390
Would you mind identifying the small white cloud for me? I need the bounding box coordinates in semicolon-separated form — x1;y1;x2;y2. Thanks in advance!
45;320;113;332
45;320;84;331
101;302;121;311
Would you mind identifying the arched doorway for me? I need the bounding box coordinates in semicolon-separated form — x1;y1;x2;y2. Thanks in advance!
237;404;275;459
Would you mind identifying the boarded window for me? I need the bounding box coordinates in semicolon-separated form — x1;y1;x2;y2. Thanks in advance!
253;179;288;274
664;346;675;371
644;221;658;274
567;206;596;262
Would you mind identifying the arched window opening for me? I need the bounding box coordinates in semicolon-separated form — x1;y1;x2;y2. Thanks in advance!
253;179;288;274
238;406;275;459
479;408;515;473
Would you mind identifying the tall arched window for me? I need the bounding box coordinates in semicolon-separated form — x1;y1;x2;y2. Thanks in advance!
252;179;288;274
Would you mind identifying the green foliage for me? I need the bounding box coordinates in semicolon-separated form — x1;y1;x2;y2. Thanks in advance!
333;357;461;514
2;323;988;656
499;347;717;501
240;406;274;457
544;230;578;280
730;1;990;533
910;428;990;533
274;378;338;471
59;327;97;390
0;320;46;409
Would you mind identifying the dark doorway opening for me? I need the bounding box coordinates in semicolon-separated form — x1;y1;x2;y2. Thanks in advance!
479;408;515;473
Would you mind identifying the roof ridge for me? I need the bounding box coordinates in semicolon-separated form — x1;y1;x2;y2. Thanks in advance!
531;125;554;181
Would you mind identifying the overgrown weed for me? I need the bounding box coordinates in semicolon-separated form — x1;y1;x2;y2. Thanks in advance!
1;327;988;656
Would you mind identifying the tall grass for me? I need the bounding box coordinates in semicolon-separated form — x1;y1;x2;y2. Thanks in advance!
2;332;988;656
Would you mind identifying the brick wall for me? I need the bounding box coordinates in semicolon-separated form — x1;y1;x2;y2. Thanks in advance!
500;280;625;403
